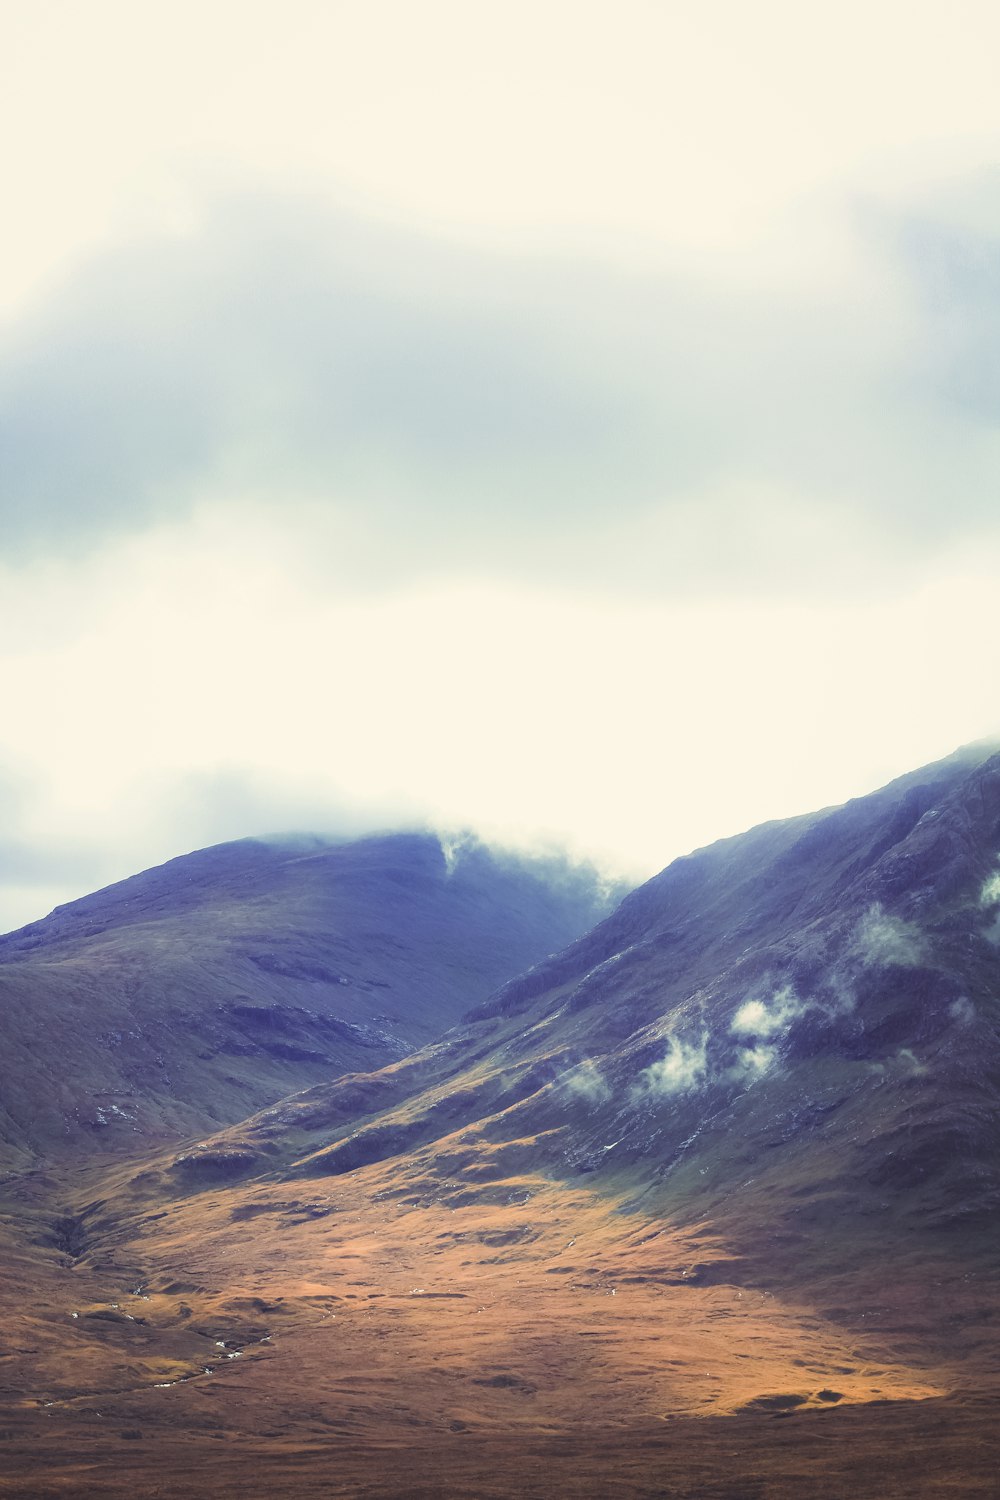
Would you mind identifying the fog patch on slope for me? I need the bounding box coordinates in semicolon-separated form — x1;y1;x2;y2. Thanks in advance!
727;984;820;1083
733;1044;778;1078
979;866;1000;944
851;903;928;968
731;984;810;1038
560;1059;612;1106
730;907;929;1060
633;1031;709;1098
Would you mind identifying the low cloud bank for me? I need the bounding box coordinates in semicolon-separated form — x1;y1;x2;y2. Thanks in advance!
4;180;1000;601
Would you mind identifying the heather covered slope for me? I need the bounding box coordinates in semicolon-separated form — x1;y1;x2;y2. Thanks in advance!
0;831;614;1166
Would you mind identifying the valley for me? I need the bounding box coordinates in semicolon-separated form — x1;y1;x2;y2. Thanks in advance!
2;751;1000;1496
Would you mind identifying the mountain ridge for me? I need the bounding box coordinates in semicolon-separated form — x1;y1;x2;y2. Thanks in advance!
146;741;1000;1279
0;829;615;1167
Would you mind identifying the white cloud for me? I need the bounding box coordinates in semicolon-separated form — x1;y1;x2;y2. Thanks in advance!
732;1045;777;1081
4;1;1000;314
852;905;928;969
635;1032;709;1097
561;1060;612;1106
730;988;807;1038
2;181;998;591
979;871;1000;945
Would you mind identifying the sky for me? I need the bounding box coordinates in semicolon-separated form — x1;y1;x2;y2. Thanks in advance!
1;0;999;929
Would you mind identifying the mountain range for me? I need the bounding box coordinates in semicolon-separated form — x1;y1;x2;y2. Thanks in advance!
0;831;612;1166
2;749;999;1497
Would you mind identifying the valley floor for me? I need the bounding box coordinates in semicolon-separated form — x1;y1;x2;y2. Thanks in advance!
1;1148;997;1499
2;1397;999;1499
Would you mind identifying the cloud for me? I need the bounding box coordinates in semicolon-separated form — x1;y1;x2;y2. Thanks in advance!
730;1045;778;1081
151;765;422;856
635;1002;790;1104
0;753;425;935
0;764;119;929
0;516;995;935
726;973;863;1078
2;181;1000;599
893;1047;930;1078
726;912;930;1069
891;201;1000;438
0;836;115;935
0;192;650;556
851;904;928;968
730;985;809;1038
560;1059;612;1106
635;1031;709;1098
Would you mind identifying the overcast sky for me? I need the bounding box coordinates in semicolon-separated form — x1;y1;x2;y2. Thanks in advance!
1;0;999;928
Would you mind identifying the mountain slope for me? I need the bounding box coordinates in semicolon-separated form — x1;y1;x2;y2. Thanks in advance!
176;741;1000;1261
0;830;614;1166
3;746;1000;1497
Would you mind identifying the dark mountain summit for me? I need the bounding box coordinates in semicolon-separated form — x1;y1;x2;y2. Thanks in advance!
0;829;615;1166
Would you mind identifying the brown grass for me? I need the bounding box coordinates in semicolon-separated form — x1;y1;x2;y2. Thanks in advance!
2;1144;995;1498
